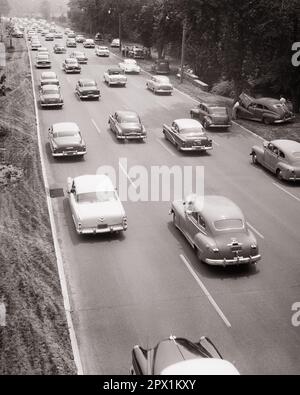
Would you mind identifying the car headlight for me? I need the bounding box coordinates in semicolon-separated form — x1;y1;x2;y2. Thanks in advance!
250;244;257;250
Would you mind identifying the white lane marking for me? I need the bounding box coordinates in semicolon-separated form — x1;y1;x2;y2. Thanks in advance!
27;39;84;375
273;182;300;203
232;121;265;142
180;254;232;328
91;119;101;135
156;138;176;156
246;222;265;240
119;161;137;189
0;302;6;327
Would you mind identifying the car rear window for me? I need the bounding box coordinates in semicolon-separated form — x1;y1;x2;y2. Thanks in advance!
179;127;204;135
120;115;140;123
53;130;79;138
214;219;244;231
210;107;228;116
77;191;117;203
83;81;96;87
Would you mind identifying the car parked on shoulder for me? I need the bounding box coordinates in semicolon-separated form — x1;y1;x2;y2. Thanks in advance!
39;84;63;108
95;45;110;57
35;53;51;69
83;38;95;48
109;111;146;141
190;103;232;130
103;67;127;87
146;75;173;95
48;122;86;158
110;38;120;48
251;139;300;181
75;79;100;100
40;71;59;87
131;335;240;375
53;43;66;54
237;93;295;124
66;38;77;48
170;195;261;266
119;58;141;74
62;58;81;73
151;59;170;74
69;51;88;64
163;119;212;152
67;174;128;235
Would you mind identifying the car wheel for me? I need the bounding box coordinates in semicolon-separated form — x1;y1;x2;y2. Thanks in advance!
203;120;209;129
252;152;258;165
276;169;283;181
263;117;271;125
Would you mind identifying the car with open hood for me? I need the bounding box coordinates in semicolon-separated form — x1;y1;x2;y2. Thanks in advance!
131;335;240;375
35;53;51;69
39;84;63;108
75;79;100;100
95;45;110;57
108;111;146;141
190;102;231;130
170;195;261;266
67;174;128;235
103;67;127;87
62;58;81;73
163;119;212;152
48;122;86;158
70;51;88;64
146;75;173;95
237;93;295;124
251;139;300;181
40;71;59;87
119;58;141;74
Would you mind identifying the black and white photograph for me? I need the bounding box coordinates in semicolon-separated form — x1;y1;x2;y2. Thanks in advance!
0;0;300;378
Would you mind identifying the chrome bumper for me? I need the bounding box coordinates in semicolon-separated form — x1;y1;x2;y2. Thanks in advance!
205;254;261;266
78;224;127;235
41;102;63;107
180;146;213;151
52;150;86;157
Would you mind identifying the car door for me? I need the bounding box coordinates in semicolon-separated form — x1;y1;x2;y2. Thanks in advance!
167;122;178;145
109;113;118;133
184;211;206;249
264;143;279;171
252;103;265;121
198;104;207;124
69;182;78;223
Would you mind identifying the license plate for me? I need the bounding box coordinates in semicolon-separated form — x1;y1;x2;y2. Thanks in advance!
97;224;107;229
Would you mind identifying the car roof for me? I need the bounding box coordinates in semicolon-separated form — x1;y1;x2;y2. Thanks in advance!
53;122;79;133
188;195;244;222
271;139;300;152
108;67;122;72
116;110;139;119
74;175;115;194
42;84;59;90
174;119;202;130
66;57;77;61
78;78;96;84
41;71;57;78
255;97;281;106
161;359;240;375
124;58;136;62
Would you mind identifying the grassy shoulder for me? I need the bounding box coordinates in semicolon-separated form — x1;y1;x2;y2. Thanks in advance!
0;39;76;374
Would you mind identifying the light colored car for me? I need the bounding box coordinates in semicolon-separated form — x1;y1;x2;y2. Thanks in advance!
66;38;77;48
109;111;146;141
69;51;88;64
54;32;63;39
170;195;261;266
104;67;127;87
146;75;173;95
40;71;59;87
251;139;300;181
48;122;86;158
110;38;120;47
67;174;128;235
39;84;63;108
163;119;213;152
31;40;42;50
119;58;141;74
67;31;76;39
75;79;100;100
95;45;110;57
75;35;85;43
53;44;66;54
37;46;49;54
83;39;95;48
45;33;54;41
190;103;232;130
35;53;51;68
62;58;81;73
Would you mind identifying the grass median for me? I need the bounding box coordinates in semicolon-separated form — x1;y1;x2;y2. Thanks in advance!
0;39;76;374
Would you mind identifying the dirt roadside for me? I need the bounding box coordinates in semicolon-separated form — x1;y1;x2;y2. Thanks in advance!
0;39;76;374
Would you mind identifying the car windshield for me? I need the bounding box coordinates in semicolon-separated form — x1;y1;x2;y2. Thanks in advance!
179;127;204;135
83;81;96;87
109;69;121;75
53;130;79;138
99;46;108;50
120;115;140;123
67;59;77;64
77;191;117;203
210;107;228;116
44;88;58;95
214;219;244;231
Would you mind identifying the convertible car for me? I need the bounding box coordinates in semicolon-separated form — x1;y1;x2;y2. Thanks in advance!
163;119;212;152
109;111;146;141
67;174;128;235
251;139;300;181
131;336;240;375
190;102;231;130
237;93;295;124
48;122;86;158
39;85;63;108
170;195;261;266
75;79;100;100
103;67;127;87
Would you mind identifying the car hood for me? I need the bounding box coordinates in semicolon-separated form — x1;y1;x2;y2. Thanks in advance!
53;136;82;147
76;201;125;222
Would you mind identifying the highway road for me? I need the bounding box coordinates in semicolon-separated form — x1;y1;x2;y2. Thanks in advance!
29;35;300;374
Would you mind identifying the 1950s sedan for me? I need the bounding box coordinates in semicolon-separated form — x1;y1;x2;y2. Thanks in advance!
109;110;146;141
48;122;86;158
237;93;295;124
163;119;212;152
170;195;261;266
39;85;63;108
131;335;240;375
75;79;100;100
40;71;59;87
67;174;128;235
103;67;127;87
146;75;173;95
190;102;231;130
251;139;300;181
119;59;141;74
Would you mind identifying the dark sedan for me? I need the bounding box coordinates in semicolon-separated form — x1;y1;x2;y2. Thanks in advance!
108;111;146;141
48;122;86;158
62;58;81;74
190;103;231;130
75;79;100;100
39;85;63;108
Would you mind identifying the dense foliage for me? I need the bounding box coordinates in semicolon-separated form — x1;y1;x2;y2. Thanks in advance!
67;0;300;110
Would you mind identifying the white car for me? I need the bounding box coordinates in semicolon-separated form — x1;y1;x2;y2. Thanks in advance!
83;39;95;48
37;46;49;54
95;45;110;57
45;33;54;41
35;53;51;68
31;40;42;50
40;71;60;87
54;32;63;39
110;38;120;48
146;75;173;95
104;67;127;87
119;58;141;74
67;175;128;235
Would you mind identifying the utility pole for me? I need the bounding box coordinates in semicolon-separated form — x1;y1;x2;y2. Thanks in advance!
119;13;122;53
180;18;187;84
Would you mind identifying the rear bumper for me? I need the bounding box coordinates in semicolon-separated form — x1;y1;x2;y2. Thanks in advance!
41;102;63;107
77;224;127;235
79;93;100;99
117;134;146;140
205;254;261;266
156;89;173;94
52;149;86;157
36;64;51;68
108;80;126;85
65;69;81;73
180;145;213;151
208;124;231;128
274;117;295;124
